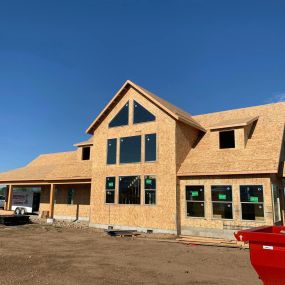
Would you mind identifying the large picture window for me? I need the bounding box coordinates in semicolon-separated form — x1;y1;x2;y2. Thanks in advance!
211;186;233;219
133;100;155;124
107;138;117;165
120;136;141;163
105;177;115;204
186;186;205;218
240;185;264;221
119;176;141;204
145;134;156;162
109;102;129;128
145;175;156;204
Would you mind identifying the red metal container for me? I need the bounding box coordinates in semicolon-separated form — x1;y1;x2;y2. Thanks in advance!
235;226;285;285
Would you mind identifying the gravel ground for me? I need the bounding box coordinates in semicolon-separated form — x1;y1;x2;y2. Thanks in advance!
0;223;261;285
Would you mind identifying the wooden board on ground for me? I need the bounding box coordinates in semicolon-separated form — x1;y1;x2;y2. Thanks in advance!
176;235;248;249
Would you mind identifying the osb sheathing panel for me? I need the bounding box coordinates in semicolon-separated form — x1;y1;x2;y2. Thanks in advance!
0;151;92;182
178;102;285;176
39;184;90;217
179;175;273;230
175;121;200;171
90;87;178;230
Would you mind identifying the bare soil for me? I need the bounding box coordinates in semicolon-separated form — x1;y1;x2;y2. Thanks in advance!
0;223;261;285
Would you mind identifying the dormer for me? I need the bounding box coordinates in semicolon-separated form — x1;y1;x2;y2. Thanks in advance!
209;116;259;149
74;138;93;161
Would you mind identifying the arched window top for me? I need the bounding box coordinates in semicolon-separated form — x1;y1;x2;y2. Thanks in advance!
109;102;129;128
133;100;156;124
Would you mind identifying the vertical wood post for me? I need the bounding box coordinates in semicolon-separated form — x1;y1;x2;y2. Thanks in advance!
6;185;13;211
49;184;55;219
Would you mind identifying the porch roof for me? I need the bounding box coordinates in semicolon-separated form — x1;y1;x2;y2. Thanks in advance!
0;151;92;183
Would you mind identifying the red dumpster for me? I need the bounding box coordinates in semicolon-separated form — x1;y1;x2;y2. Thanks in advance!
235;226;285;285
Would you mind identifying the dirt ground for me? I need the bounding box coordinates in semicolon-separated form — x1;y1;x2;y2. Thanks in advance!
0;223;261;285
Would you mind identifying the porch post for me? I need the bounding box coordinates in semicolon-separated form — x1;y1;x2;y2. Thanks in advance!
49;184;55;219
6;185;13;211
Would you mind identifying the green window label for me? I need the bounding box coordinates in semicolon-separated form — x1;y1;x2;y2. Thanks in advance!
191;191;199;197
218;194;227;200
108;182;114;187
146;179;152;185
250;196;258;203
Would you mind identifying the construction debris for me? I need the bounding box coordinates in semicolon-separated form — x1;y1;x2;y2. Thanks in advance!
0;215;30;226
106;230;140;237
176;235;248;249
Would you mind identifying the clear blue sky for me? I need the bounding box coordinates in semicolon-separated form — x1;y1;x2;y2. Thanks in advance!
0;0;285;172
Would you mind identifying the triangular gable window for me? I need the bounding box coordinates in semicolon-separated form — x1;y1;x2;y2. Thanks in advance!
133;100;156;124
109;102;129;128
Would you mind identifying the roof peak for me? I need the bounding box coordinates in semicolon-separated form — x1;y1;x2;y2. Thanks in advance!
86;80;206;134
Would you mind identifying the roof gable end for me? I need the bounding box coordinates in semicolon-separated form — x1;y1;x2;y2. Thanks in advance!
86;80;206;134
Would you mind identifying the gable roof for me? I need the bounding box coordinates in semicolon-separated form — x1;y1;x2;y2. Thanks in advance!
86;80;206;134
178;102;285;176
0;151;92;183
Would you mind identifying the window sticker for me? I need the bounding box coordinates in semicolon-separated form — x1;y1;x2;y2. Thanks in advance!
218;194;227;200
250;196;259;203
145;179;152;185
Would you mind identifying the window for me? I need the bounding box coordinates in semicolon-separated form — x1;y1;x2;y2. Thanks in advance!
145;134;156;162
133;100;156;124
119;176;141;204
109;102;129;128
219;130;235;149
107;138;117;165
67;188;75;205
211;186;233;219
120;136;141;163
145;175;156;204
240;185;264;220
82;147;90;160
106;177;115;204
186;186;205;217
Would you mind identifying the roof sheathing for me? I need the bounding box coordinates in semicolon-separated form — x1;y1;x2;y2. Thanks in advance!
178;102;285;176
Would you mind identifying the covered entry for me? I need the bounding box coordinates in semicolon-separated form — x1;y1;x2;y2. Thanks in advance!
3;181;91;221
40;182;91;221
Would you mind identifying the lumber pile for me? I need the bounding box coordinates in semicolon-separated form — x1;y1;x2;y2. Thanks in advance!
176;235;248;249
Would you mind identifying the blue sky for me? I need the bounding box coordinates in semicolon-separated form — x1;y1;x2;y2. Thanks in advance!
0;0;285;172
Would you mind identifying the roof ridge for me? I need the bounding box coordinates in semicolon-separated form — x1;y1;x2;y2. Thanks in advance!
193;101;285;118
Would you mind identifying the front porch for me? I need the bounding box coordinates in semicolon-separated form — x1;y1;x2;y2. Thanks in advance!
3;181;91;221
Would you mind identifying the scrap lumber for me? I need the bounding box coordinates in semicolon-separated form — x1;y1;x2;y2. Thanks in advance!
106;230;140;237
176;235;248;249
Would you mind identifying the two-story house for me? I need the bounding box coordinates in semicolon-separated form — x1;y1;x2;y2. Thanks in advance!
0;80;284;238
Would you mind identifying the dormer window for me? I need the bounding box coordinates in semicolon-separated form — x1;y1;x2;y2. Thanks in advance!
82;147;90;160
219;130;235;149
